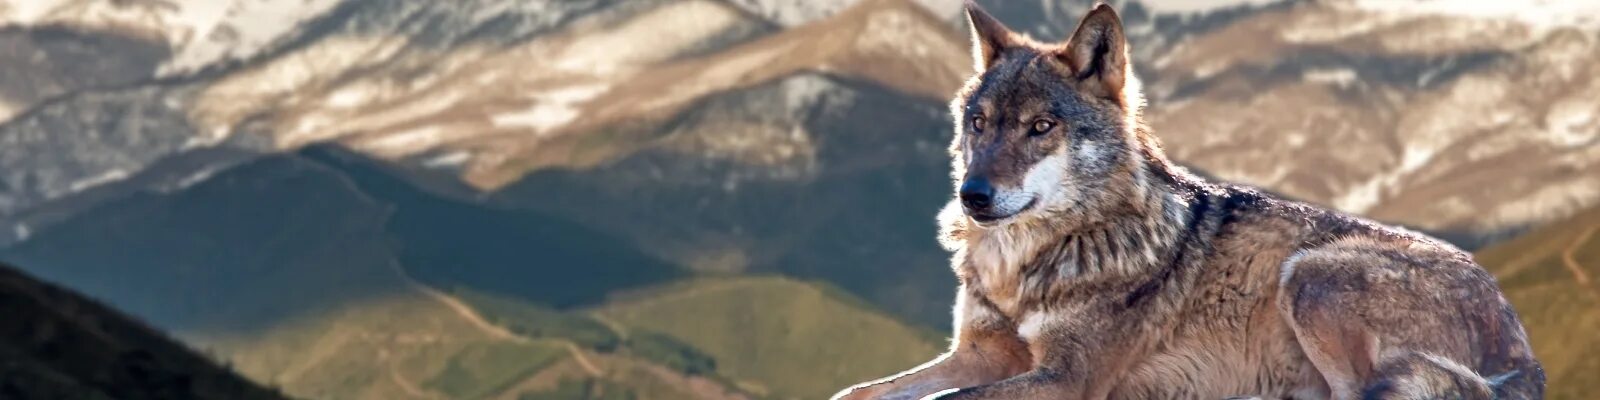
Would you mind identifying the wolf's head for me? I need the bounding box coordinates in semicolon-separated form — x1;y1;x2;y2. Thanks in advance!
949;2;1161;230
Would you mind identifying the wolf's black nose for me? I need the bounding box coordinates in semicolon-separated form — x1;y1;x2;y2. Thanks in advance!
959;178;994;210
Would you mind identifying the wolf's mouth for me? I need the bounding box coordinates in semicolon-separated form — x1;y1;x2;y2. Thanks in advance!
968;197;1038;224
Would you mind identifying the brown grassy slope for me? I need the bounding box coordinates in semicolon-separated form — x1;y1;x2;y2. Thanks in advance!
1476;206;1600;400
0;261;287;400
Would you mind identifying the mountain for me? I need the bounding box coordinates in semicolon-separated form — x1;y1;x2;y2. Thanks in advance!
1476;206;1600;400
202;279;753;400
0;145;941;399
1142;1;1600;242
0;0;344;76
0;147;734;399
0;0;685;237
2;0;971;325
7;0;1596;246
0;261;286;400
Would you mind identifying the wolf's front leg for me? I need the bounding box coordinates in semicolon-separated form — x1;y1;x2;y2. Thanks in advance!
929;294;1176;400
917;368;1080;399
918;343;1123;400
833;289;1031;400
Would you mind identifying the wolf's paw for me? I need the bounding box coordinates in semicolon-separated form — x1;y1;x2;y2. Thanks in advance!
916;388;964;400
832;384;887;400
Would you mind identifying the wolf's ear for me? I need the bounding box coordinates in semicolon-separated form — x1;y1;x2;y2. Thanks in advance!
1059;4;1128;101
965;1;1014;71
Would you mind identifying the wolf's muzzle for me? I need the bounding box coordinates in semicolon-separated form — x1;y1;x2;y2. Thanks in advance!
959;177;995;211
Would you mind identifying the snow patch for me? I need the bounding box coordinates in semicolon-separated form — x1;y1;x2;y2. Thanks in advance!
364;126;445;153
180;133;226;151
1280;15;1390;43
492;83;611;134
535;84;611;105
172;168;219;191
1333;175;1384;213
1545;98;1598;147
67;169;130;193
0;0;341;75
423;151;472;169
553;0;747;74
492;106;579;133
0;0;61;23
161;0;346;75
723;0;857;26
0;97;17;123
1303;68;1358;87
1140;0;1280;14
325;85;376;109
1350;0;1600;32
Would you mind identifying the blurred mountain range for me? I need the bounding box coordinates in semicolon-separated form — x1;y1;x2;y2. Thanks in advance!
0;0;1595;399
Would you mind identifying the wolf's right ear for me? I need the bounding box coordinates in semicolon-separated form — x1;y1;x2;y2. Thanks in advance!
965;1;1014;71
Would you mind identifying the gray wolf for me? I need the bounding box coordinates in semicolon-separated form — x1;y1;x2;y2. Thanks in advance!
833;2;1543;399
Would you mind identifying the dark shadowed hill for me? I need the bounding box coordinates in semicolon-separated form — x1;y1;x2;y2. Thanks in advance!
1;147;686;334
0;261;286;400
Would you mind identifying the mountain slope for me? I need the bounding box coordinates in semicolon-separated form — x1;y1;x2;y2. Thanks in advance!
0;0;774;237
0;148;744;399
595;277;944;400
1144;1;1600;239
1;142;948;398
0;261;286;400
492;72;959;324
0;0;343;76
11;0;1596;246
1476;207;1600;400
1;154;408;333
194;261;750;400
0;24;168;121
181;0;965;189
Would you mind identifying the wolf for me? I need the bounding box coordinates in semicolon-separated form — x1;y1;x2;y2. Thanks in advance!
833;3;1544;400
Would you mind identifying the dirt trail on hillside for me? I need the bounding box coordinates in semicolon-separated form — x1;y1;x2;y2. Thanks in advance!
387;260;604;376
1563;226;1598;299
384;351;437;400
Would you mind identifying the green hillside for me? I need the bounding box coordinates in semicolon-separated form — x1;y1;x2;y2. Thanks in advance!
0;143;953;400
1476;207;1600;400
450;289;749;400
595;277;945;400
199;283;751;400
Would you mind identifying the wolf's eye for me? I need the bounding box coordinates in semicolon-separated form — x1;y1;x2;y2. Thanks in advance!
1030;119;1056;136
970;115;986;133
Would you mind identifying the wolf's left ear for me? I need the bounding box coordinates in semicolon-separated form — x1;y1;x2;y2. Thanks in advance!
1059;4;1129;101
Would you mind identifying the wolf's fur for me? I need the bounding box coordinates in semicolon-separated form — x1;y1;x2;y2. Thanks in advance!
833;3;1543;400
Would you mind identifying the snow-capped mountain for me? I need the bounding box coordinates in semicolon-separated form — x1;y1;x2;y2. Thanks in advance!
1144;0;1600;236
0;0;342;75
6;0;1593;243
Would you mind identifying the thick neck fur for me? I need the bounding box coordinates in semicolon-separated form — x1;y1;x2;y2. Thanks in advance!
942;128;1194;316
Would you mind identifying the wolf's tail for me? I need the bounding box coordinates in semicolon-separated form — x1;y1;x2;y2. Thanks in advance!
1361;351;1544;400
